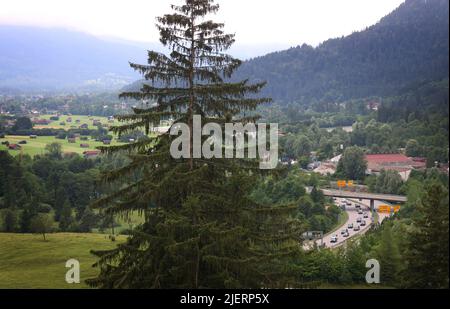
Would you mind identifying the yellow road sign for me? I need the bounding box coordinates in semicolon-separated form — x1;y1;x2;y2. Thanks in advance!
337;180;347;188
378;205;391;214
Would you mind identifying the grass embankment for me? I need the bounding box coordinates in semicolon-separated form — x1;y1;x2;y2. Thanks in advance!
0;233;124;289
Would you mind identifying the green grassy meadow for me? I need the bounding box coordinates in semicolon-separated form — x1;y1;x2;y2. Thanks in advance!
0;233;125;289
34;114;120;130
0;135;125;157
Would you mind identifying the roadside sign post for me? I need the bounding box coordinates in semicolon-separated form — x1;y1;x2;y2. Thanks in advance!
337;180;347;190
302;231;324;249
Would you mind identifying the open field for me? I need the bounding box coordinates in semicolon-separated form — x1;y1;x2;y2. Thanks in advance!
0;232;391;289
0;233;125;289
33;114;120;130
0;135;125;157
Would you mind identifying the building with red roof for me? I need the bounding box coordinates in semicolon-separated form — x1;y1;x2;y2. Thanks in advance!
365;154;427;181
8;144;21;150
83;150;101;159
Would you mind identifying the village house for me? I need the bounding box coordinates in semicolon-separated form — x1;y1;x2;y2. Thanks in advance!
80;143;90;148
365;154;426;181
32;118;51;125
79;124;89;129
8;144;21;150
313;162;338;176
312;153;426;180
366;101;380;111
83;150;101;159
313;154;341;176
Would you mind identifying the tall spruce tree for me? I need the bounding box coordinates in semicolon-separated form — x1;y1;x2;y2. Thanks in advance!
87;0;303;289
375;223;402;286
403;183;449;288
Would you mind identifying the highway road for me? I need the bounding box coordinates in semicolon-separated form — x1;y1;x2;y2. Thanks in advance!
356;198;392;223
304;198;392;249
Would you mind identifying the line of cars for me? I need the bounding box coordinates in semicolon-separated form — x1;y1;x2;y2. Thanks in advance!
330;217;368;243
330;199;370;244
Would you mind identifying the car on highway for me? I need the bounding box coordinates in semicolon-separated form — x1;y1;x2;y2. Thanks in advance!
360;220;367;226
348;223;354;229
355;204;361;209
343;232;349;238
358;209;363;215
330;235;338;243
354;225;361;231
357;217;362;223
346;201;352;206
363;213;369;218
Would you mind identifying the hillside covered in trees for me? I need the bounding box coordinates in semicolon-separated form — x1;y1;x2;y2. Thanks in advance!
233;0;449;104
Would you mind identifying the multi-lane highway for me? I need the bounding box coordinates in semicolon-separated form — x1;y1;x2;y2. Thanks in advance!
304;197;392;249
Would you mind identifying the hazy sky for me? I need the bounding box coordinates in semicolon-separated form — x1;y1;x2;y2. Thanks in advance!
1;0;404;48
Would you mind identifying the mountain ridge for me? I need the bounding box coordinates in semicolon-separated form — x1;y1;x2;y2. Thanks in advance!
233;0;449;103
0;25;154;92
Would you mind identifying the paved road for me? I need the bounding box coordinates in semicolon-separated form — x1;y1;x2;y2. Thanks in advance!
320;198;373;248
355;198;392;223
304;198;392;249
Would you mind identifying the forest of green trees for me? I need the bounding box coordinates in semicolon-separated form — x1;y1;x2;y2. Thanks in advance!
0;0;448;291
234;0;449;104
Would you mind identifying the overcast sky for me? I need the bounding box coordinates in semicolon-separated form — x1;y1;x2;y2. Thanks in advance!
1;0;404;49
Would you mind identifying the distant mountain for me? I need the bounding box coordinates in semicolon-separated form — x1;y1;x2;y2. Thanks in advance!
233;0;449;103
0;26;163;92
